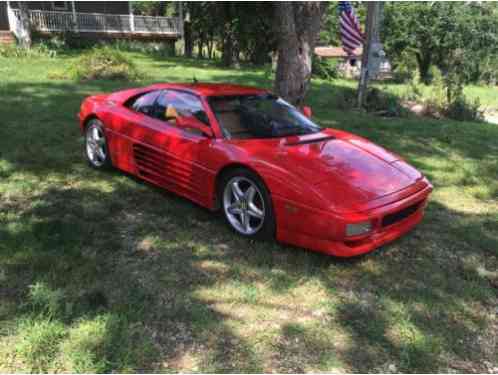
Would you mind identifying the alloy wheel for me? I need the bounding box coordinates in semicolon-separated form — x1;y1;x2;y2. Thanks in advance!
86;124;107;167
223;176;265;235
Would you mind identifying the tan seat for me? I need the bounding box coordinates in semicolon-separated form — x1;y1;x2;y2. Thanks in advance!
165;105;179;121
217;112;247;135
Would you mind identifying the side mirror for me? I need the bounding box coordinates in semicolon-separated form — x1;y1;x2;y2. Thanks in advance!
302;106;312;118
176;116;214;138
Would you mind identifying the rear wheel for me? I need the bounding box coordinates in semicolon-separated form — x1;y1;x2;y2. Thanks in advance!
85;119;112;169
220;169;275;239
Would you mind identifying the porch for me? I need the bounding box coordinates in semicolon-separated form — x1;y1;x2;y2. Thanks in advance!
7;3;182;41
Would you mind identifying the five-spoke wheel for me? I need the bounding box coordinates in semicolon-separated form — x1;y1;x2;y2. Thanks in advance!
85;119;111;169
221;169;275;239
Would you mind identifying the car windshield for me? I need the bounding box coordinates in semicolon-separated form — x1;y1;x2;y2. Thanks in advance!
208;94;321;139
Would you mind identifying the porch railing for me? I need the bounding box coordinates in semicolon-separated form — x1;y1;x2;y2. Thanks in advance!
11;9;181;35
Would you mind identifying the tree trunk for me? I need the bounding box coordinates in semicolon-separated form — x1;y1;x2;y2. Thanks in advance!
357;2;383;108
221;3;237;67
416;51;432;84
223;33;234;66
184;20;193;58
207;37;214;60
273;2;325;106
197;39;204;59
18;2;32;49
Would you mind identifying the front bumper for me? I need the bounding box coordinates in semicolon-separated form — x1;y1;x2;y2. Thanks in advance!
274;183;432;257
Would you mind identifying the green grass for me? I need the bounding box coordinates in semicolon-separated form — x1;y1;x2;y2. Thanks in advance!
1;51;497;373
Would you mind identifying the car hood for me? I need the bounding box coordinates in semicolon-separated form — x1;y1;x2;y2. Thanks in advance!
276;131;422;211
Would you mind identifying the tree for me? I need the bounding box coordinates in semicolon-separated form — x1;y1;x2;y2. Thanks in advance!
357;2;383;108
18;1;32;49
221;2;238;67
273;2;327;106
382;2;498;84
182;2;275;66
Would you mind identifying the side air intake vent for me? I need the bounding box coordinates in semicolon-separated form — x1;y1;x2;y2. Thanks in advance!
133;143;168;182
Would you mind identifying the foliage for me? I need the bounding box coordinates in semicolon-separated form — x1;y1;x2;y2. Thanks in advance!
312;56;338;81
404;68;484;122
318;2;366;46
382;2;498;85
15;319;66;372
112;39;175;57
445;95;483;122
184;2;276;65
0;43;57;58
26;282;65;318
365;87;404;117
68;46;142;81
131;1;176;17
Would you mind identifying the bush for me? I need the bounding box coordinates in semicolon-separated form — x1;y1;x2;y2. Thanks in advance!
334;89;356;110
27;282;65;318
445;95;483;122
15;318;66;372
403;68;483;122
365;87;405;117
0;44;57;59
312;56;337;81
112;39;176;57
68;46;142;81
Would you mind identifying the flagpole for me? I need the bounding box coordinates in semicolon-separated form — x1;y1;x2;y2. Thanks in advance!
357;2;382;108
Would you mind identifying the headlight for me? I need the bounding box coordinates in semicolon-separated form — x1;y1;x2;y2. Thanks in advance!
346;221;373;237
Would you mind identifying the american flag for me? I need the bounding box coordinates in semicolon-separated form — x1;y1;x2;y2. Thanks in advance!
339;1;364;56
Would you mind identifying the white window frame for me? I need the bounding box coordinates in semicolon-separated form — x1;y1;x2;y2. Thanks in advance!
51;2;69;11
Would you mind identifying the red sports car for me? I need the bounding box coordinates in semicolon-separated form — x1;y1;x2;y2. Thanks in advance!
78;83;432;257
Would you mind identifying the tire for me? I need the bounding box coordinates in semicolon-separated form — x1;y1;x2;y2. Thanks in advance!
85;119;112;170
219;168;276;240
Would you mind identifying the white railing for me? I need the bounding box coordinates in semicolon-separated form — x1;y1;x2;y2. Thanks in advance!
11;9;180;35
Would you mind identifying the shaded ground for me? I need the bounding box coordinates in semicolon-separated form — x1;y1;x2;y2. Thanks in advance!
0;53;497;373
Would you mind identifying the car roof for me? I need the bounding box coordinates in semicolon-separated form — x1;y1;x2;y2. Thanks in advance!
148;83;269;97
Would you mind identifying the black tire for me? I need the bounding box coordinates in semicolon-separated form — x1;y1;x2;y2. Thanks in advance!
219;168;276;240
84;119;112;170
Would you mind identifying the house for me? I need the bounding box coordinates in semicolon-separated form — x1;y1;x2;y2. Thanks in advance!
0;1;183;45
314;46;391;80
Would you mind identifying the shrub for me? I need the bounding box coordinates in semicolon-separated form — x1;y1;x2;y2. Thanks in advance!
445;95;483;122
68;46;142;81
404;68;483;122
365;87;404;117
334;89;356;110
15;318;66;372
0;44;57;59
312;56;337;81
112;39;176;57
27;282;65;318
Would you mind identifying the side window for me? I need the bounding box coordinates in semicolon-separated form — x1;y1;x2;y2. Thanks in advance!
154;90;210;126
131;90;161;116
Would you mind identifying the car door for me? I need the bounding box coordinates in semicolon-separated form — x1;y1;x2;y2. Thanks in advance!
104;90;161;175
128;89;215;206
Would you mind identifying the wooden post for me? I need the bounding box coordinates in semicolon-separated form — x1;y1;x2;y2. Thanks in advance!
17;1;32;48
178;1;183;37
357;2;382;108
128;1;134;32
6;1;16;33
71;1;77;31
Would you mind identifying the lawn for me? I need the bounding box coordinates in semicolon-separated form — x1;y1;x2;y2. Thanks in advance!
0;51;497;373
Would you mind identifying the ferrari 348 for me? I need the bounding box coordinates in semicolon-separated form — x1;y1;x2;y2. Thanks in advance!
78;83;432;257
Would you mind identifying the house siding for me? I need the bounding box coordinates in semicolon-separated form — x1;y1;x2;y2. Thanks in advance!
75;2;129;15
0;2;10;30
10;2;130;15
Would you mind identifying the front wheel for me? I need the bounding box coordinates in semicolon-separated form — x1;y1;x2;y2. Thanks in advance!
85;119;112;169
220;169;275;239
